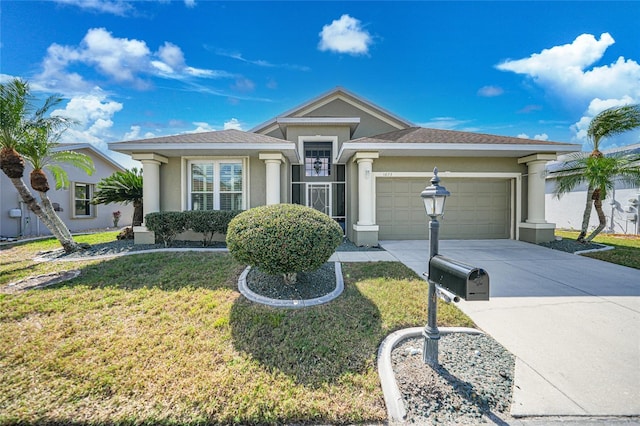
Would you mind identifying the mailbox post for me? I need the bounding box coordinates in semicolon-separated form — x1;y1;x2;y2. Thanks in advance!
420;167;450;367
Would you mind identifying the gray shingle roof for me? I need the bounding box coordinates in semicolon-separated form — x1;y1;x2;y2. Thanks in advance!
111;129;289;145
351;127;569;146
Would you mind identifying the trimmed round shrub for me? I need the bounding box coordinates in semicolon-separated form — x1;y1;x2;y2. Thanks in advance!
226;204;343;283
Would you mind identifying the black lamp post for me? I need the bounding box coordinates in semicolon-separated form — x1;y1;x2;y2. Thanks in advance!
420;167;450;367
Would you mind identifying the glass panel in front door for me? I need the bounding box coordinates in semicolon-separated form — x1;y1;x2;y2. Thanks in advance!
307;183;331;216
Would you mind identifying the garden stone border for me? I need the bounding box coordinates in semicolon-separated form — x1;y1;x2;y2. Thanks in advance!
237;262;344;308
377;326;485;422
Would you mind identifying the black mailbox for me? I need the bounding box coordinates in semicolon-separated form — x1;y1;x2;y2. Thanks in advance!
428;255;489;301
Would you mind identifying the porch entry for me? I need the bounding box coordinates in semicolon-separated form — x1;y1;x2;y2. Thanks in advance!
291;140;346;233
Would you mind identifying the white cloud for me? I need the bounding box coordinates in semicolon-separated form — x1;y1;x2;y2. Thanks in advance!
51;92;123;151
477;85;504;97
223;118;243;130
213;49;311;72
497;33;640;106
187;122;216;133
124;125;155;140
318;14;372;56
497;32;640;147
571;95;637;143
517;133;549;141
35;28;229;94
54;0;196;15
232;78;255;93
54;0;133;16
417;117;476;131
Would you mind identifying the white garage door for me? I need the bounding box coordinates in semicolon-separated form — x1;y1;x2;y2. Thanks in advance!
376;178;511;239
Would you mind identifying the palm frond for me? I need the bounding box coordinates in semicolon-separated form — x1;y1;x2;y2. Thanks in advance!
587;104;640;148
92;168;143;205
49;150;95;176
48;165;70;190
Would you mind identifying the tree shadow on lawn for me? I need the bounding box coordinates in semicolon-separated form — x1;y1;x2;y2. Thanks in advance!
229;280;384;388
49;251;244;292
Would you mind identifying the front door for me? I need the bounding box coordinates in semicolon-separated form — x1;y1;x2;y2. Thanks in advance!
306;183;331;216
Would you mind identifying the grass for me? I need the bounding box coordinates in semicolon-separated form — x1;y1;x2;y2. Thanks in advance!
0;232;473;425
555;230;640;269
0;231;119;286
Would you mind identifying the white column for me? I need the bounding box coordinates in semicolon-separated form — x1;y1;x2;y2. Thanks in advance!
526;159;547;223
357;158;375;225
352;152;379;226
517;154;557;243
141;159;161;218
259;153;285;205
131;153;168;221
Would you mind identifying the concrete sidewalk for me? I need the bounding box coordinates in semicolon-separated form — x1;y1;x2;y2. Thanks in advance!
380;239;640;417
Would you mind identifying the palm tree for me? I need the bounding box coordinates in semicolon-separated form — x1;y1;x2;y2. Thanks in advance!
92;168;144;226
0;78;94;253
552;104;640;242
19;124;95;248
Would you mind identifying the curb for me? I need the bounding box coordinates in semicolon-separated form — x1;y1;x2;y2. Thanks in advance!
574;244;615;255
377;326;485;422
237;262;344;308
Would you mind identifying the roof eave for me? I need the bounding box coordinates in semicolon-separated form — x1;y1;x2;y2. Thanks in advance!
108;142;299;162
336;142;581;163
54;143;127;171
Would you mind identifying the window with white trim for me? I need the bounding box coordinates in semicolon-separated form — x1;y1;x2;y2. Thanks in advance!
188;160;244;211
73;183;94;217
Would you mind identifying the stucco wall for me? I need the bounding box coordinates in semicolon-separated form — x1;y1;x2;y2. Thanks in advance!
0;148;133;238
160;157;182;211
307;98;402;139
157;155;288;212
546;179;640;235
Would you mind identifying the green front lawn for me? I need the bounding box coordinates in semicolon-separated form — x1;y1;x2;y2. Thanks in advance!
555;230;640;269
0;234;473;425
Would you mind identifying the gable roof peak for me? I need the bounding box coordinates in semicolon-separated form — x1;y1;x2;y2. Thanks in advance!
250;87;413;134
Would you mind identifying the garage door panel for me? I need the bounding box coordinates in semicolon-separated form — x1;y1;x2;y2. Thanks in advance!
376;178;510;240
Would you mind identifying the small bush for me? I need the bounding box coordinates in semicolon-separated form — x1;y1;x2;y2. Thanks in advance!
185;210;242;246
226;204;343;284
145;212;187;247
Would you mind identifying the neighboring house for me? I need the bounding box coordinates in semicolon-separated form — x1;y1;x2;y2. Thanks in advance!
0;143;134;239
109;87;580;245
545;143;640;235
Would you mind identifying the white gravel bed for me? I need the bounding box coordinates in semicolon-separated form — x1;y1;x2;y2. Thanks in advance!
391;333;515;425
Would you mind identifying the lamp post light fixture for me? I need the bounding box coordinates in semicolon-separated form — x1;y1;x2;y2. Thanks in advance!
420;167;450;367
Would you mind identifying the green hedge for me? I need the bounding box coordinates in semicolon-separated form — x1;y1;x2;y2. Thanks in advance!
226;204;343;283
144;210;242;247
184;210;243;246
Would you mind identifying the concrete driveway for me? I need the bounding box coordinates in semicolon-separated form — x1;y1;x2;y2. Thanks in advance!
380;239;640;417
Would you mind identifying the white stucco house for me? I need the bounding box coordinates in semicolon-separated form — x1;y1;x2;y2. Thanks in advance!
545;143;640;235
0;143;134;239
109;87;581;245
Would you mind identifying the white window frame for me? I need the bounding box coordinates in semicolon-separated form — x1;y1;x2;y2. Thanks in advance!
72;182;94;218
185;157;248;211
297;135;339;165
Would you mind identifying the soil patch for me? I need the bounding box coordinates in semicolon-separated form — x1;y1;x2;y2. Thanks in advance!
1;270;80;294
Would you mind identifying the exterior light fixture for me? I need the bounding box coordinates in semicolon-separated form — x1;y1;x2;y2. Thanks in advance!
313;157;323;175
420;167;450;367
421;167;450;218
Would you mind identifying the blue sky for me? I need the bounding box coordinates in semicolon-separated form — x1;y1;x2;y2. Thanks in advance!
2;1;639;167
